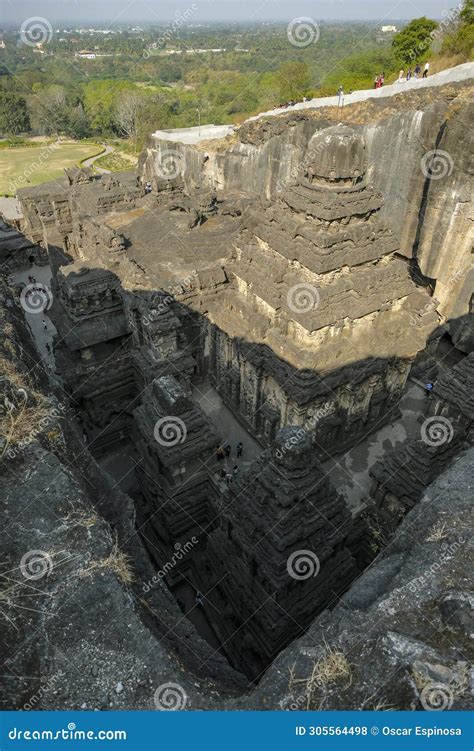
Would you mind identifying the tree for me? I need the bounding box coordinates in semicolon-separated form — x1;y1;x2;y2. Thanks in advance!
134;95;172;149
66;103;91;139
392;17;438;65
83;80;137;135
114;91;148;143
442;0;474;58
0;91;30;134
460;0;474;25
28;85;69;135
276;61;311;102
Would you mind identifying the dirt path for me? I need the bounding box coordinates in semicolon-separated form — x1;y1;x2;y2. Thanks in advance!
82;144;115;173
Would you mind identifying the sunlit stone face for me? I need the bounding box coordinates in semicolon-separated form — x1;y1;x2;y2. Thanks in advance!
305;125;367;184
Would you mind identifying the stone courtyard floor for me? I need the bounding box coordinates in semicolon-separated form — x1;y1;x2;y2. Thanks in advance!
323;384;430;511
192;379;263;479
13;263;56;372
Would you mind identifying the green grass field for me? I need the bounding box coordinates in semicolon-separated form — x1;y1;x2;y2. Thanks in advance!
0;141;103;195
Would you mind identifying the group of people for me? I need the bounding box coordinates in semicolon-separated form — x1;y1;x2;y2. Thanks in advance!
275;95;310;109
217;442;243;460
275;60;432;114
216;442;244;486
374;72;386;88
397;62;430;82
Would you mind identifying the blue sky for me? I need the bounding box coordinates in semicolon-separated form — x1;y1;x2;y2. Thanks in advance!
3;0;454;25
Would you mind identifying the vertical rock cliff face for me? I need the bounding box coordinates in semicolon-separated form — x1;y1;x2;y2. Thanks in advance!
141;83;473;326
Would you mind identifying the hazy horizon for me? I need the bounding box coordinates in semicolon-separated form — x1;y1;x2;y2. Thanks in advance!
2;0;454;26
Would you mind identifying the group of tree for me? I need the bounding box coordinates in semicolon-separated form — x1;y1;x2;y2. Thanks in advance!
0;4;472;144
391;17;438;66
442;0;474;57
391;0;474;66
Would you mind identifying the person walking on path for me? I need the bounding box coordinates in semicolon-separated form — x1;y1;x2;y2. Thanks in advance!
423;61;430;78
406;68;412;81
217;446;225;461
337;86;344;108
225;444;231;458
236;442;243;458
414;64;421;78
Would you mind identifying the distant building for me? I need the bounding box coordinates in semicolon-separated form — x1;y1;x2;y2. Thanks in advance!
381;25;398;33
74;50;113;59
75;50;97;59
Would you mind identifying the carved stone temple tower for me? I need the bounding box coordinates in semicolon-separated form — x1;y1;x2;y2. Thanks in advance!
53;265;137;454
204;427;359;678
133;375;219;566
207;124;437;450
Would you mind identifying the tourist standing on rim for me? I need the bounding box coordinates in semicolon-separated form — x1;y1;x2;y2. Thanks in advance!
423;61;430;78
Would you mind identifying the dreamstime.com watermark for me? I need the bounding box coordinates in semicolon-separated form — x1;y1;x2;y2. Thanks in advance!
154;148;185;180
4;402;66;460
141;271;198;327
287;17;320;48
20;549;53;580
143;5;199;58
420;149;454;180
20;16;53;47
420;415;454;447
8;724;127;741
19;283;53;315
143;537;198;592
406;4;464;62
153;682;188;710
274;427;306;461
406;535;465;595
287;283;320;314
153;416;187;446
23;671;65;710
287;549;320;580
9;142;61;194
276;137;328;193
420;682;454;711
